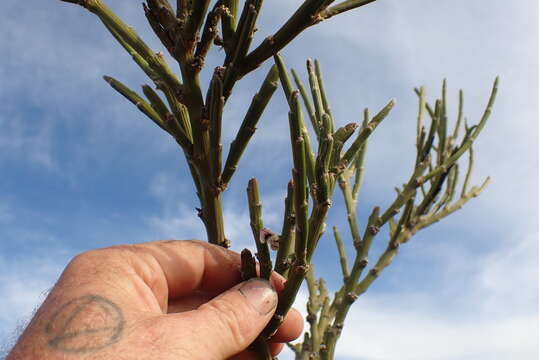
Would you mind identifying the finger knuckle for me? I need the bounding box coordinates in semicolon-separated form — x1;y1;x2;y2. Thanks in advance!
66;246;135;279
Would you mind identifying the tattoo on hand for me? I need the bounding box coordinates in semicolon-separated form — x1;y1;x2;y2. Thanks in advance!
45;295;125;353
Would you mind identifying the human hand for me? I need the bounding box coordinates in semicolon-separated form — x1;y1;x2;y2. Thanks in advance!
7;240;304;359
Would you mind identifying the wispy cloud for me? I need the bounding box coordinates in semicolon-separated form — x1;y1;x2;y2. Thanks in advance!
2;1;538;360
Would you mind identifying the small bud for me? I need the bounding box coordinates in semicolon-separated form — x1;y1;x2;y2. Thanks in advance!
345;292;358;304
260;228;280;250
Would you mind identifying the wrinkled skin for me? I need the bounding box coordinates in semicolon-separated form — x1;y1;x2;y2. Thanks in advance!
7;240;303;360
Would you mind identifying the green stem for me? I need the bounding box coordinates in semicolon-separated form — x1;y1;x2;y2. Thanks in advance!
223;0;264;97
199;187;228;248
292;69;318;137
289;92;310;266
461;142;474;197
305;267;323;355
144;0;182;61
239;0;377;77
421;77;498;182
337;99;394;171
221;65;279;188
307;59;327;135
352;110;370;201
331;124;358;169
206;70;225;183
314;59;334;125
247;178;273;280
103;76;167;132
183;0;212;50
320;0;377;19
275;54;316;185
194;4;223;67
332;226;349;279
338;172;361;247
275;180;296;277
222;0;239;50
452;89;464;141
262;91;309;339
101;20;158;82
418;177;490;231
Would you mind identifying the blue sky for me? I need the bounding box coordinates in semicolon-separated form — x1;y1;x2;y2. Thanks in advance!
1;1;538;359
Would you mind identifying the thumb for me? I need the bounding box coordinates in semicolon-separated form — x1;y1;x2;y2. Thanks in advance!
163;278;278;360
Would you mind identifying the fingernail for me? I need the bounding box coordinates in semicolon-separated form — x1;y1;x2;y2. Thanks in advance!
238;278;277;315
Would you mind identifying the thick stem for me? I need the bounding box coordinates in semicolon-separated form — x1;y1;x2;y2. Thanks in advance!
200;186;228;248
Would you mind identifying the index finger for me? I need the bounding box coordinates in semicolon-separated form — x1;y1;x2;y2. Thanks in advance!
132;240;285;300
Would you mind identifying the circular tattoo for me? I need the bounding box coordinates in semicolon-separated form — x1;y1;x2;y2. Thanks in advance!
45;295;125;353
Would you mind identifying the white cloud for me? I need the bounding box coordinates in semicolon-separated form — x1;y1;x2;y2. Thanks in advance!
269;11;539;359
312;0;539;225
282;217;539;360
477;217;539;316
337;297;539;360
3;1;539;360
